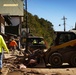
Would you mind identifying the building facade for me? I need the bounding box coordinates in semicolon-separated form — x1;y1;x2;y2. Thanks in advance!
0;14;5;34
0;0;24;35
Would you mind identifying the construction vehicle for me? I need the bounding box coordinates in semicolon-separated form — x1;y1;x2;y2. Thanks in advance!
21;35;47;50
27;36;47;50
17;31;76;68
44;31;76;67
17;35;47;67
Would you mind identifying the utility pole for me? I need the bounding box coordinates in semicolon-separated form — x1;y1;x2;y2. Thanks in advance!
75;22;76;29
62;16;67;31
24;0;28;53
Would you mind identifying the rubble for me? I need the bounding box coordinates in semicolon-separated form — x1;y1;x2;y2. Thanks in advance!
2;50;76;75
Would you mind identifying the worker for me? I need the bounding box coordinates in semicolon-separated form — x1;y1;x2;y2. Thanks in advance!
0;34;9;74
32;39;37;44
9;37;18;55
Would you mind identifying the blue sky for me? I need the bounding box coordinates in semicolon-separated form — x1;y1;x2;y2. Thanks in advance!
26;0;76;31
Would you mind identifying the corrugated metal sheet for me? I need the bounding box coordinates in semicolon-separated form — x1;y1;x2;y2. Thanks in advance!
0;0;23;16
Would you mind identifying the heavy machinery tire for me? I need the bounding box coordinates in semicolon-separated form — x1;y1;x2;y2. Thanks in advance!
49;53;62;67
70;54;76;67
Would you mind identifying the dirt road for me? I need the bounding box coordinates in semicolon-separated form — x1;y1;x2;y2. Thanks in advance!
3;51;76;75
7;67;76;75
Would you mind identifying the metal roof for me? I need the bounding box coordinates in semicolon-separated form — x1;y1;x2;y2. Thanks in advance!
0;0;23;16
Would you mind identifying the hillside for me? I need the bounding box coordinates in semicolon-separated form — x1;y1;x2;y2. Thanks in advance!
22;11;54;47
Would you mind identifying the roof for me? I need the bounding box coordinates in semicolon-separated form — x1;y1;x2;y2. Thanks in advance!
0;0;23;16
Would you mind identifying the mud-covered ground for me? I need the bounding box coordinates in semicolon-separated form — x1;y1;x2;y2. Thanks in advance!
3;51;76;75
7;67;76;75
6;64;76;75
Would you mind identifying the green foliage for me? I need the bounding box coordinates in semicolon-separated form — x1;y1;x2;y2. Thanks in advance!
22;10;54;48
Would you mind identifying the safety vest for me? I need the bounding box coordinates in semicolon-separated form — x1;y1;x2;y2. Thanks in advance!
32;40;37;44
0;35;9;53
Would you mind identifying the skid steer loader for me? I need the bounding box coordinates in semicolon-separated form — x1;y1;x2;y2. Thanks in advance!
45;31;76;67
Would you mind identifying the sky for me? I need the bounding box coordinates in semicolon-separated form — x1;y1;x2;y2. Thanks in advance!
25;0;76;31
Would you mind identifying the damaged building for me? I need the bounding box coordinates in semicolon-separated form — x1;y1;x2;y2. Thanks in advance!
0;0;24;49
0;0;24;36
